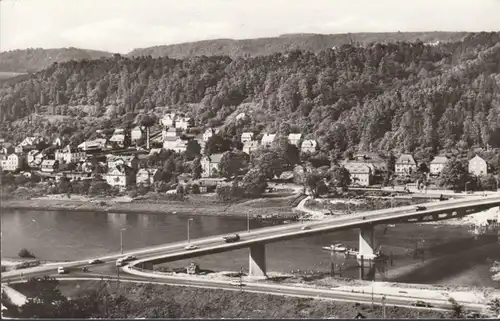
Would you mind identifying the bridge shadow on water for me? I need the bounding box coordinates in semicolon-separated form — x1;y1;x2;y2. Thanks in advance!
383;235;500;284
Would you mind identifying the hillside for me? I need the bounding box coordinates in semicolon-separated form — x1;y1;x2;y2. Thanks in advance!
1;32;500;161
128;32;469;59
0;47;113;72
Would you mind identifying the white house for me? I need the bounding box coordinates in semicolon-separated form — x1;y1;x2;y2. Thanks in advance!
172;139;189;153
78;138;107;152
0;154;25;171
55;145;85;164
241;132;254;144
106;155;139;171
136;168;159;185
235;112;247;121
104;166;135;189
300;140;317;153
430;156;449;175
395;154;417;175
131;126;144;142
242;141;260;155
201;153;223;178
288;133;302;147
175;117;193;130
469;155;488;176
261;133;276;148
344;163;372;187
203;128;218;142
109;129;127;148
149;148;162;156
159;113;177;127
53;137;64;147
162;127;182;142
41;159;59;173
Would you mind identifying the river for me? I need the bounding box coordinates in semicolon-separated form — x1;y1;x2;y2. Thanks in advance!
1;209;499;288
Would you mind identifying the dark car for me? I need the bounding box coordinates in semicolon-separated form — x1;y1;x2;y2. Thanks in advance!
88;259;104;265
362;216;366;220
415;206;427;211
413;300;432;307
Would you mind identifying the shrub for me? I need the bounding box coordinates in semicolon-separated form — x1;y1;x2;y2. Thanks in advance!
18;248;35;258
191;183;200;194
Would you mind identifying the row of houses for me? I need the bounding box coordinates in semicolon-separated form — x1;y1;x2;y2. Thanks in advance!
239;132;318;154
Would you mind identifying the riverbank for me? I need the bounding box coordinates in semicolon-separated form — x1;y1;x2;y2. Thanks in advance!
9;279;450;319
0;193;302;219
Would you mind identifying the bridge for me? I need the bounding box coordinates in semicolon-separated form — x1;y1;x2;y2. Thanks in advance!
2;195;500;282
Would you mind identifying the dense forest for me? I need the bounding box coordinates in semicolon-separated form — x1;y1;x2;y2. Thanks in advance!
0;32;468;72
1;32;500;160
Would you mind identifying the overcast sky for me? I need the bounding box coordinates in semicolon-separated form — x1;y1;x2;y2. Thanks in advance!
1;0;500;53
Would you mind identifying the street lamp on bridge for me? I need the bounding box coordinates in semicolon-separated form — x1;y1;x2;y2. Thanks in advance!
120;228;126;255
187;218;194;243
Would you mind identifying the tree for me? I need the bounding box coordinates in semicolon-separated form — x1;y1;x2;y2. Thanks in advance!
439;160;470;192
219;151;249;178
241;168;267;197
480;174;498;191
305;171;328;197
204;134;232;155
487;298;500;317
253;150;285;179
18;248;35;258
329;166;351;191
191;157;202;179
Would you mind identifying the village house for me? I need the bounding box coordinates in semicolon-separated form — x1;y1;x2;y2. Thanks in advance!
203;128;218;142
175;117;193;130
172;139;189;153
159;113;177;127
287;133;302;147
55;171;92;182
430;156;449;176
201;153;223;178
242;141;260;155
53;137;65;148
300;139;317;153
78;138;107;152
55;145;85;164
344;163;372;187
34;151;46;166
41;159;59;173
136;168;159;185
104;165;135;189
469;155;488;176
162;127;182;141
395;154;417;176
261;133;276;148
149;148;162;156
108;129;129;148
131;126;144;142
1;143;15;155
0;153;26;172
240;132;254;144
14;145;24;154
106;154;139;171
27;149;40;164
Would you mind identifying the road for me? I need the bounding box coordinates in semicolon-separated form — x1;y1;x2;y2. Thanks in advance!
5;273;484;313
3;195;500;281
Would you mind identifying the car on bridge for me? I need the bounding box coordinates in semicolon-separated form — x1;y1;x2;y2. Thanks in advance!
301;225;311;230
184;244;198;250
412;300;432;308
230;280;245;286
415;206;427;211
57;267;67;274
123;255;137;261
88;259;104;265
223;234;240;243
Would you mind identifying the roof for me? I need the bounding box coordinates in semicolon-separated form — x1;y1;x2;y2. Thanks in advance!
261;133;276;143
204;153;224;163
470;155;486;162
241;132;254;137
110;134;125;142
149;148;162;155
301;139;317;147
430;156;448;164
137;168;158;175
344;163;371;174
396;154;416;165
288;133;302;140
41;159;57;166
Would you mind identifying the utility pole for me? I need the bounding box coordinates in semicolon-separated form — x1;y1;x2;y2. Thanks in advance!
371;280;374;308
382;296;386;318
187;218;193;243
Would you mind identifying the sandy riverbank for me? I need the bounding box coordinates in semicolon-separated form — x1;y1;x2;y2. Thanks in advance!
0;193;302;219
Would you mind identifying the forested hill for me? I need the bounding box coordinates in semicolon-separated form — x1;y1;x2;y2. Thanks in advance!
1;32;500;159
128;32;468;59
0;48;113;72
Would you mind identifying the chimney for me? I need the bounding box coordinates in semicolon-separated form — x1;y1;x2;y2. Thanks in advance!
146;127;150;150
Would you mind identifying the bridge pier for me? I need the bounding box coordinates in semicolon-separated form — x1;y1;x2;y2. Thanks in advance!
357;225;378;265
249;244;267;278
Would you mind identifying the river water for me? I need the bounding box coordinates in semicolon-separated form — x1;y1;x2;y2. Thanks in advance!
1;209;499;288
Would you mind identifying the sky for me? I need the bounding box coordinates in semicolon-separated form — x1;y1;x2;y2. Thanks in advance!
1;0;500;53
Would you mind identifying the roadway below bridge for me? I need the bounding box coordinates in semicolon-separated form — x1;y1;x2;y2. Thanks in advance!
2;195;500;281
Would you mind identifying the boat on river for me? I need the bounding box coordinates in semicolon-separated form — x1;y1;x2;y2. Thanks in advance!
322;243;347;252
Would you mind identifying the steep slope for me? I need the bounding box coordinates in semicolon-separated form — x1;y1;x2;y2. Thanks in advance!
128;32;468;59
0;47;114;72
1;32;499;159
